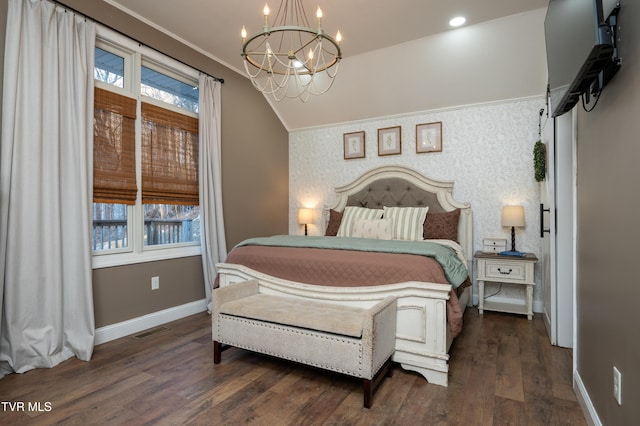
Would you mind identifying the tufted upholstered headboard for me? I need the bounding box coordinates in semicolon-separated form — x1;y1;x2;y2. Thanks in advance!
329;165;473;269
343;177;447;212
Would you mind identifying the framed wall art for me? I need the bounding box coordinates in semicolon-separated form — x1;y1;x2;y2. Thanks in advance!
416;122;442;153
343;131;365;160
378;126;401;156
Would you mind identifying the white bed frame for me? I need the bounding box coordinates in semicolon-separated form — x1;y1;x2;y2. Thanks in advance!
216;165;473;386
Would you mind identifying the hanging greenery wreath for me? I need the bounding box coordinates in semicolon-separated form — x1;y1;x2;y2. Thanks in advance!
533;140;546;182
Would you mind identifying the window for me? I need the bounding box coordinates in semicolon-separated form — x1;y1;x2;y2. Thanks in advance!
92;31;200;266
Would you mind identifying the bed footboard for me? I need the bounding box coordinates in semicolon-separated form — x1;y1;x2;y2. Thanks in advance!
216;262;453;387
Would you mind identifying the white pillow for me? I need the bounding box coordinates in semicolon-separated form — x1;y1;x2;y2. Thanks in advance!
383;206;429;241
336;206;384;237
351;218;393;240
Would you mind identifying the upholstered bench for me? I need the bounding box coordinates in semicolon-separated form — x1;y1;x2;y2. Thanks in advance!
212;279;397;408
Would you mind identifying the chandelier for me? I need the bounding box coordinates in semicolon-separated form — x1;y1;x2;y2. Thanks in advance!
241;1;342;102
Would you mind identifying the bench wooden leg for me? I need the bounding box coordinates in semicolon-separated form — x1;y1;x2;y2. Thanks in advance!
213;340;221;364
363;379;372;409
362;358;393;408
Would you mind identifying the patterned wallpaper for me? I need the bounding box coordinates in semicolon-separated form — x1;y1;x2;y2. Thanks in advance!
289;96;546;308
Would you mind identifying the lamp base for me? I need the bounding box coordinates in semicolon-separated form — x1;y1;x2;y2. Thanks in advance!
499;250;525;257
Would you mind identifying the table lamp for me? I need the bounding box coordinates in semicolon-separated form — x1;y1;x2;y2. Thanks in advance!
501;205;525;256
298;208;314;236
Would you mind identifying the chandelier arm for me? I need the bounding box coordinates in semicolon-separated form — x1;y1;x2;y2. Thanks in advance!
290;36;318;56
245;40;294;75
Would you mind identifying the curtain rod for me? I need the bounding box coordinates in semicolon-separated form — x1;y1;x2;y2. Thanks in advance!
51;0;224;84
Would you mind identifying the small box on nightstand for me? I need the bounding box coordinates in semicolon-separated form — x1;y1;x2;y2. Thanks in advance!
482;238;507;254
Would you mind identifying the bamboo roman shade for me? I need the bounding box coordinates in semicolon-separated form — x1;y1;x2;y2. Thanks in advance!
93;87;137;204
141;102;199;205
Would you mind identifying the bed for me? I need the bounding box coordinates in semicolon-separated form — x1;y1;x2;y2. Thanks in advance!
216;165;473;386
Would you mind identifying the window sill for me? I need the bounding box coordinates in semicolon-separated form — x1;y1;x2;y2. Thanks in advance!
92;245;202;269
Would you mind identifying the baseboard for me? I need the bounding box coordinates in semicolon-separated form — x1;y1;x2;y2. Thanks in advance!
94;299;208;345
574;370;602;426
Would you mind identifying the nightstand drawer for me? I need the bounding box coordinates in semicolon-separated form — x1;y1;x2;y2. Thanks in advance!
483;262;526;280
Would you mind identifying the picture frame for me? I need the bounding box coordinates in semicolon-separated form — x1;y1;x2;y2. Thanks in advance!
416;121;442;153
377;126;402;156
343;131;365;160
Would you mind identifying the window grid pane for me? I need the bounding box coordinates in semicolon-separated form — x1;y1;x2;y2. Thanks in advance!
141;66;199;113
94;88;138;204
141;102;199;205
94;47;124;88
93;203;128;250
143;204;200;246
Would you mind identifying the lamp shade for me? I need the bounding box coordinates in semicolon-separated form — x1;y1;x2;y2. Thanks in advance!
502;206;525;227
298;208;314;225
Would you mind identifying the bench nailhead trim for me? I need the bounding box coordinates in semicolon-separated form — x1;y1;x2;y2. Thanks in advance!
218;316;367;375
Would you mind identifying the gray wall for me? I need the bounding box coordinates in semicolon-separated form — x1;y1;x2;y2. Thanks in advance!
575;1;640;423
93;257;205;328
0;0;289;327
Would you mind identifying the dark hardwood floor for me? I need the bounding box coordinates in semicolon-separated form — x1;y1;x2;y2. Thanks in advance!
0;308;585;425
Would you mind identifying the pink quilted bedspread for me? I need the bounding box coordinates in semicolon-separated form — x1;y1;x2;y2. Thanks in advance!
219;245;467;337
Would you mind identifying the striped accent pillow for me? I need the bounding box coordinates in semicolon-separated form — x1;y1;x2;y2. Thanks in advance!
336;206;384;237
383;206;429;240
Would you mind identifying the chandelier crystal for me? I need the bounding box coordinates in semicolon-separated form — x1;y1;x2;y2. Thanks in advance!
241;1;342;102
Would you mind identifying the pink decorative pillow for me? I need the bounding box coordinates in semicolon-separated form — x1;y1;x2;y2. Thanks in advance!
423;209;460;241
325;209;343;236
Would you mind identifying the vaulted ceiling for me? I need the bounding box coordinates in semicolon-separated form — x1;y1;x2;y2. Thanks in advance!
107;0;550;130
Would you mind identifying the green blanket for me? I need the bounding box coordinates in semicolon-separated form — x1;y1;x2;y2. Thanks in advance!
235;235;468;288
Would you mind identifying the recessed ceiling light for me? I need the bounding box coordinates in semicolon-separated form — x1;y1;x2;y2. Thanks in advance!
449;16;466;27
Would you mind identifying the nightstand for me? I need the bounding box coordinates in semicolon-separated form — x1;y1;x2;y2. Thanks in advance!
474;251;538;320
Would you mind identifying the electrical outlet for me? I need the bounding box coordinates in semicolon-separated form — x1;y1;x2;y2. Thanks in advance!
613;366;622;405
151;276;159;290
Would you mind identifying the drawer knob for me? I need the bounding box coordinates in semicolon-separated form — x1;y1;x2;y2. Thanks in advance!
498;268;512;275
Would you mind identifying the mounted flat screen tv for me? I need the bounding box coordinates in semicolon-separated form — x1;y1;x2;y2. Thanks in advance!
545;0;621;117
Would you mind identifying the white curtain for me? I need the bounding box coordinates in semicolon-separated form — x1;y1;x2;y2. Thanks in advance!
0;0;95;377
198;75;227;311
